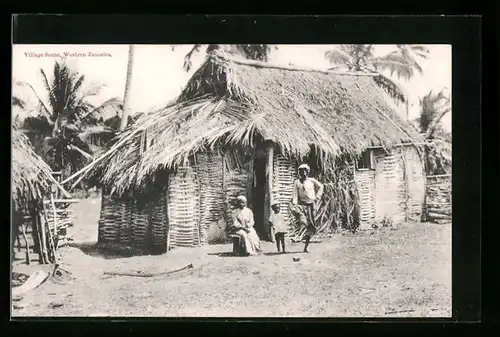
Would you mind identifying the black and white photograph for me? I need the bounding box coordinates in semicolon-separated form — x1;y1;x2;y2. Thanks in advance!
12;42;453;318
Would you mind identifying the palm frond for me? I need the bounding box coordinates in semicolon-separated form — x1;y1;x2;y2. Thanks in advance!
79;97;122;121
372;55;415;81
69;75;85;97
372;74;407;103
183;44;203;72
12;96;25;109
16;81;52;120
324;49;353;68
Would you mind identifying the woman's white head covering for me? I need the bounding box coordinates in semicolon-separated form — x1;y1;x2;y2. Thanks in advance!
298;163;310;172
236;195;247;204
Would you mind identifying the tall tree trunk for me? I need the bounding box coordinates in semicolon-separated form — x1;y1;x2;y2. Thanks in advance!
119;45;135;131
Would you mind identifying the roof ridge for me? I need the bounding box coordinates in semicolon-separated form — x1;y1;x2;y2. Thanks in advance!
211;53;378;77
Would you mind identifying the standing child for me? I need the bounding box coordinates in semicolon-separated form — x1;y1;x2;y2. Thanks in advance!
269;203;287;253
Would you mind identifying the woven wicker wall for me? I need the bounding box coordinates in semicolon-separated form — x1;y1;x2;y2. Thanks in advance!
223;165;250;229
98;195;129;244
97;192;169;252
195;153;226;244
131;201;150;247
354;169;376;229
404;147;426;221
150;191;168;251
167;167;201;248
424;174;452;223
272;154;297;234
374;151;407;223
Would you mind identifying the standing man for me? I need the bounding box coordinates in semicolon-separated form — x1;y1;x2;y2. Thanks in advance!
292;163;324;253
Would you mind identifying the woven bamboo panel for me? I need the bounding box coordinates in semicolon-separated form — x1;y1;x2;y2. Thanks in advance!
151;191;168;251
196;153;225;244
168;167;201;248
115;199;129;245
131;202;150;247
374;152;407;223
98;195;126;244
223;165;250;229
272;154;297;234
354;169;376;229
424;175;452;223
405;147;426;221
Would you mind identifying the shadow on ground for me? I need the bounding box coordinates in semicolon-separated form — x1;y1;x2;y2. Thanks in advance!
206;252;239;257
67;242;162;260
207;251;306;257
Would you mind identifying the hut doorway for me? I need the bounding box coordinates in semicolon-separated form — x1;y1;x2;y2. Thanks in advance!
252;155;267;239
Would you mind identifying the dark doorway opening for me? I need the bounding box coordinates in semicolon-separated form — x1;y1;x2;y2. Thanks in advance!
252;153;267;240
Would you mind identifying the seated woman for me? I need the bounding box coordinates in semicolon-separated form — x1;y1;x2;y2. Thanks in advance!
227;196;262;256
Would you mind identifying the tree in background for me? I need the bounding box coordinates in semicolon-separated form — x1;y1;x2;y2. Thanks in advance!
15;59;122;180
416;89;452;175
324;45;430;105
179;44;276;71
120;45;135;131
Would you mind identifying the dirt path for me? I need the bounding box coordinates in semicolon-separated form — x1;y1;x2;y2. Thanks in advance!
12;218;451;318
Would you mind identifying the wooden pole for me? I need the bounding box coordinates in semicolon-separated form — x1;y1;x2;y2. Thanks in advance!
402;148;409;222
265;142;274;241
37;212;49;264
48;193;59;262
165;177;171;252
21;223;30;265
51;192;57;244
30;206;43;263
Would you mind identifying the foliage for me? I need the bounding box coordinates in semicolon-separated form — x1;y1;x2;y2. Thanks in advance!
417;89;451;138
416;89;452;175
315;155;360;233
324;44;430;103
15;59;122;179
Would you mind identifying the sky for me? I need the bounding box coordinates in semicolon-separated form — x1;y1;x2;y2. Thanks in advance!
12;44;451;131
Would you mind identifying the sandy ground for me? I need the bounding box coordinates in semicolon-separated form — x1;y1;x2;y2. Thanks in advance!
12;198;451;318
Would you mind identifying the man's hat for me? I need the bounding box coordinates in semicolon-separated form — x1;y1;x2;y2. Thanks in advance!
236;195;247;204
298;163;310;172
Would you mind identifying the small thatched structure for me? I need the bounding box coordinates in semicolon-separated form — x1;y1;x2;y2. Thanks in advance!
12;127;71;263
74;54;426;253
12;127;58;212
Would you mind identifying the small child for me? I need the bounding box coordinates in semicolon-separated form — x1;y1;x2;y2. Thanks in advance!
269;203;287;253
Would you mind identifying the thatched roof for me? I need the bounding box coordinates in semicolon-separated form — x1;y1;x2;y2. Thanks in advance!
72;54;422;196
12;127;68;211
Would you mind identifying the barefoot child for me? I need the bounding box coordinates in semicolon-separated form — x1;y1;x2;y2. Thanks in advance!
269;203;287;253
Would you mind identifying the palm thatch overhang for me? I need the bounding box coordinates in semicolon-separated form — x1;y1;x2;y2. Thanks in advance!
84;54;422;197
12;127;69;211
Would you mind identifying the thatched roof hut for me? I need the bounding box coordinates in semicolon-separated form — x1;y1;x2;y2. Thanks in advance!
75;54;425;253
85;54;421;196
12;127;62;212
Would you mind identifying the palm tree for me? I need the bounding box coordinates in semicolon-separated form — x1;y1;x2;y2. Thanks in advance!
418;89;451;139
16;59;122;179
180;44;275;71
120;45;135;131
416;89;452;175
324;44;430;104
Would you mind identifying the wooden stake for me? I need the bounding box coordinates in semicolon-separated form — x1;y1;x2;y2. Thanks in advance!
51;192;57;246
165;180;171;252
265;142;274;241
37;212;49;264
21;223;30;265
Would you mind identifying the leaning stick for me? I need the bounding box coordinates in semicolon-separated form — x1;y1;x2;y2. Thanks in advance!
103;263;194;278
